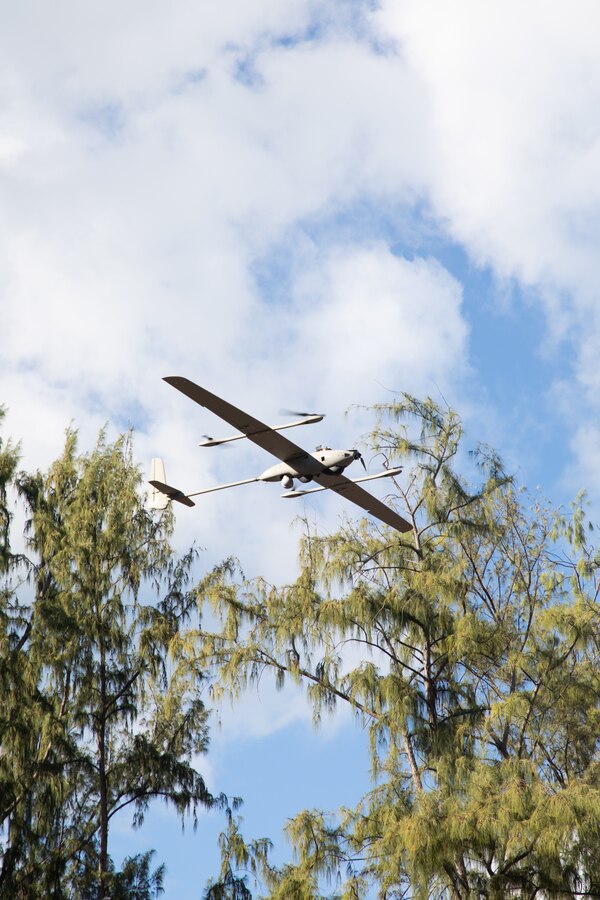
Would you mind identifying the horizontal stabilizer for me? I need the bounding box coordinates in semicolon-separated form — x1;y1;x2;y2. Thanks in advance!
149;479;196;507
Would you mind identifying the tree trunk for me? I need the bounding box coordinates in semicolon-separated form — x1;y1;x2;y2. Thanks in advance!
98;643;108;900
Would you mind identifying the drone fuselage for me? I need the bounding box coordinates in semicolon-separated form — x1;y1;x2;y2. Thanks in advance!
258;448;356;484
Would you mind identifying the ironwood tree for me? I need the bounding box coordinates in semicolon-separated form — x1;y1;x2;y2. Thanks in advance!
0;408;53;896
0;424;225;898
196;395;600;899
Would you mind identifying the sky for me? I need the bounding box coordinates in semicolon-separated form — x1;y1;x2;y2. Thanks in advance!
2;0;600;895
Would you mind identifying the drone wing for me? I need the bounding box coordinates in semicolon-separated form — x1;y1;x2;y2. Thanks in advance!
164;376;323;473
312;471;412;533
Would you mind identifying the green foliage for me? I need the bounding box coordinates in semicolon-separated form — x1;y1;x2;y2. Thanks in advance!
0;405;19;572
197;394;600;898
112;850;165;899
203;814;271;900
0;424;224;897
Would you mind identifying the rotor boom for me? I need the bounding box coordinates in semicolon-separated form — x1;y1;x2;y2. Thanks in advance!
199;415;323;447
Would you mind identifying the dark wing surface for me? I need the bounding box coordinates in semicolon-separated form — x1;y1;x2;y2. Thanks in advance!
312;471;412;533
164;376;322;472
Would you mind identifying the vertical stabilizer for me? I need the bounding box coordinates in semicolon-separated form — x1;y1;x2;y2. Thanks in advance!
149;458;170;509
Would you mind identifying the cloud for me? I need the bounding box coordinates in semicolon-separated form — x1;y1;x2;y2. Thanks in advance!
214;682;313;741
378;1;600;282
0;9;431;421
289;244;468;405
566;424;600;497
341;0;600;509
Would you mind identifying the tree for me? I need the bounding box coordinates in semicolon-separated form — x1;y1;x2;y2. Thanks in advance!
0;408;58;896
0;405;19;571
0;426;226;898
194;395;600;898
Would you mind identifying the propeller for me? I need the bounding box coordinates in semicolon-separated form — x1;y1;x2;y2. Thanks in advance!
199;434;235;447
354;450;367;471
279;408;326;419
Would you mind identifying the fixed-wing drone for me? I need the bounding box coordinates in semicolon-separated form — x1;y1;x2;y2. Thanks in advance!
149;376;412;533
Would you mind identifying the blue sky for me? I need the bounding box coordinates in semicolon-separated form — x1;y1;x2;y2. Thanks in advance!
2;0;600;895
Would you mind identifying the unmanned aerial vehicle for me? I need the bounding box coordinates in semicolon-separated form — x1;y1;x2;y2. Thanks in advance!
149;376;412;533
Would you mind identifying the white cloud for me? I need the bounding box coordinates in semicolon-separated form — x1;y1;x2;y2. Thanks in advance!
214;682;312;741
289;244;468;406
326;0;600;511
1;1;313;101
378;1;600;284
0;9;432;431
569;422;600;479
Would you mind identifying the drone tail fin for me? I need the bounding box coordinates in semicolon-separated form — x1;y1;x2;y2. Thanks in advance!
148;458;195;508
149;459;170;509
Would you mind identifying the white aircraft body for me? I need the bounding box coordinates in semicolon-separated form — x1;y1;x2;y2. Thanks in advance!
149;376;412;533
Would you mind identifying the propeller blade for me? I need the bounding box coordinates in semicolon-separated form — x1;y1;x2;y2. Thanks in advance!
200;433;234;447
353;450;367;471
279;408;326;419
